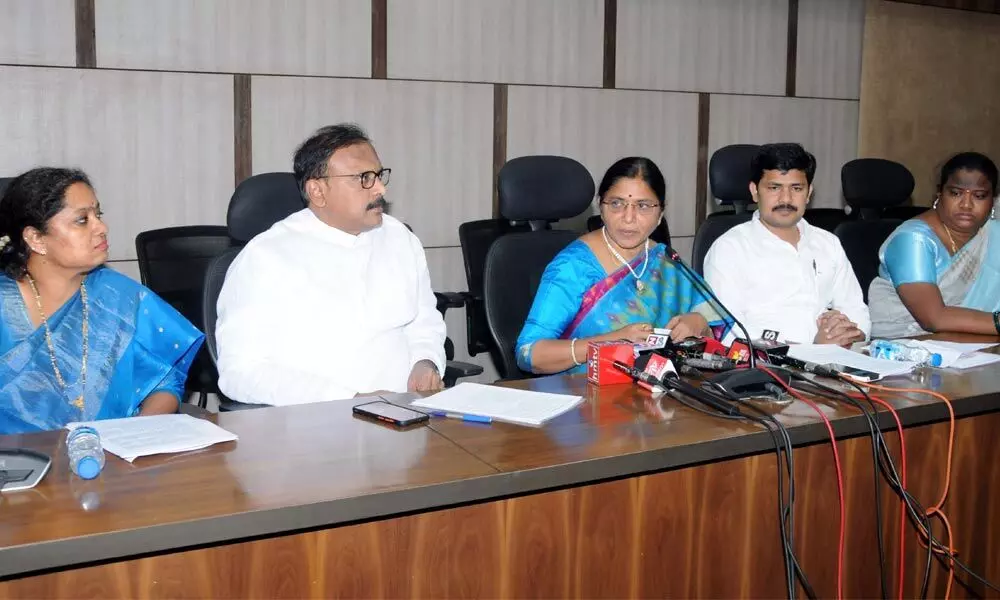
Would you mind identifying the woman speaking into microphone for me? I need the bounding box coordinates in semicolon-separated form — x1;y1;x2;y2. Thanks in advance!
515;157;732;375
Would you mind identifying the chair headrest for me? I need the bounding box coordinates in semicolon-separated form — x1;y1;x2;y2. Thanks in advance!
227;172;304;243
497;156;594;221
710;144;759;205
841;158;914;209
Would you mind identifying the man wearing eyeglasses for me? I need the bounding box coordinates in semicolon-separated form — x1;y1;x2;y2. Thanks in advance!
215;123;446;405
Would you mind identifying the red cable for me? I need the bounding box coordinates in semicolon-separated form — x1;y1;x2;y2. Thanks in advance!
758;366;846;600
851;391;907;600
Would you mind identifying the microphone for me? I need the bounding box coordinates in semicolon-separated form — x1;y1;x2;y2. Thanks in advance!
612;360;741;417
664;246;757;369
613;360;662;388
768;354;840;378
677;355;736;371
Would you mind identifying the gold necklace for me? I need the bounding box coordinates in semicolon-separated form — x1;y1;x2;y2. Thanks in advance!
26;274;88;410
943;226;959;254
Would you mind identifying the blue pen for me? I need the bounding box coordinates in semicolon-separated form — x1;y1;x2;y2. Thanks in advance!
429;411;492;424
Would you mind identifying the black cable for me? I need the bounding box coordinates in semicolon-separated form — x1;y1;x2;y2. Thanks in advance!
735;400;817;600
742;411;796;600
832;376;936;599
787;374;889;599
942;553;1000;595
798;374;1000;599
670;383;815;599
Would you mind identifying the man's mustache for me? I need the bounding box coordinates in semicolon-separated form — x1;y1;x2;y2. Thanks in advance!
366;197;389;211
772;204;798;212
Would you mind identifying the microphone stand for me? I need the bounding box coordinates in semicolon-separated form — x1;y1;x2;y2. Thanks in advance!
665;247;789;398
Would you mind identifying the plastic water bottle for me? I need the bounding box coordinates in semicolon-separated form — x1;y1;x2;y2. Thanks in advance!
869;340;943;367
67;426;105;480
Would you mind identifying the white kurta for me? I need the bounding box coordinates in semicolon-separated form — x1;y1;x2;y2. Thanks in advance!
215;209;446;405
703;212;871;344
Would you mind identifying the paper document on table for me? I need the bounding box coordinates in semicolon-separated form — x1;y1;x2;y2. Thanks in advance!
947;351;1000;370
66;414;238;462
787;344;916;378
411;383;583;427
918;341;998;354
907;340;1000;369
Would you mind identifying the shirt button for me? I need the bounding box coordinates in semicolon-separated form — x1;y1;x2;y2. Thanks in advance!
158;327;164;333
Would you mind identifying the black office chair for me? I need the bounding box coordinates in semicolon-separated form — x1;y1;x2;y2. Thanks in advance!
483;156;594;380
692;145;758;274
458;219;530;368
0;177;11;196
135;226;234;408
202;173;303;411
834;158;915;301
883;205;928;220
803;207;850;233
586;214;672;248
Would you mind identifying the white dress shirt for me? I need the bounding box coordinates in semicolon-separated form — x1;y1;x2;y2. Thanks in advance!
215;209;446;405
703;212;870;344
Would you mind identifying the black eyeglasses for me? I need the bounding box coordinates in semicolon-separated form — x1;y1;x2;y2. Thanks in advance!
320;168;391;190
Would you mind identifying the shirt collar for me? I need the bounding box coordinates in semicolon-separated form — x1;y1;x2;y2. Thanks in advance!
750;210;810;245
292;208;376;248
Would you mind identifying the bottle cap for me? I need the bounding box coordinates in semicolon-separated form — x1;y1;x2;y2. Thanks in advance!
76;456;101;480
929;353;942;367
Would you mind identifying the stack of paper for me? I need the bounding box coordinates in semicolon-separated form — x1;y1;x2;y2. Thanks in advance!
66;414;238;462
786;344;917;379
909;340;1000;370
411;383;583;427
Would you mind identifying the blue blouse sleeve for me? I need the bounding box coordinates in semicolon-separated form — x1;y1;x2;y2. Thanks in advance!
882;229;939;287
515;251;591;372
133;288;205;409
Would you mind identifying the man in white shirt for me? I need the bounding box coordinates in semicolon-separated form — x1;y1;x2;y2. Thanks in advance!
703;143;870;345
215;123;446;405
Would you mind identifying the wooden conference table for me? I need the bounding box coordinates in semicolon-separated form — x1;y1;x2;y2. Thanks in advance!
0;335;998;598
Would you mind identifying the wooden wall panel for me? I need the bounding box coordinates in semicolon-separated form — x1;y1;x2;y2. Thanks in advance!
707;95;860;211
616;0;789;95
0;66;234;261
250;76;494;248
796;0;866;99
859;0;1000;205
425;247;500;384
888;0;1000;13
0;0;76;66
95;0;371;76
387;0;604;87
506;86;700;237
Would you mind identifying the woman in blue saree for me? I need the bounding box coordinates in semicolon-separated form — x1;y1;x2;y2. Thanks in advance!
870;152;1000;338
0;168;203;434
517;157;731;375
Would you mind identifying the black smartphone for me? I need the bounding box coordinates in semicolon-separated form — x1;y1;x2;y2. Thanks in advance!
826;363;881;383
352;400;429;427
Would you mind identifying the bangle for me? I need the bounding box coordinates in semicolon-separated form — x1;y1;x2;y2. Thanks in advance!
993;311;1000;335
570;338;583;366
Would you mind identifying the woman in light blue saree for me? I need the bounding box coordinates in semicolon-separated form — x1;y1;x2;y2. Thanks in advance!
516;158;732;375
0;168;203;434
869;152;1000;338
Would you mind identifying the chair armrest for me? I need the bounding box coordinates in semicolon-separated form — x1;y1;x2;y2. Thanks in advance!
445;360;484;378
434;291;467;311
